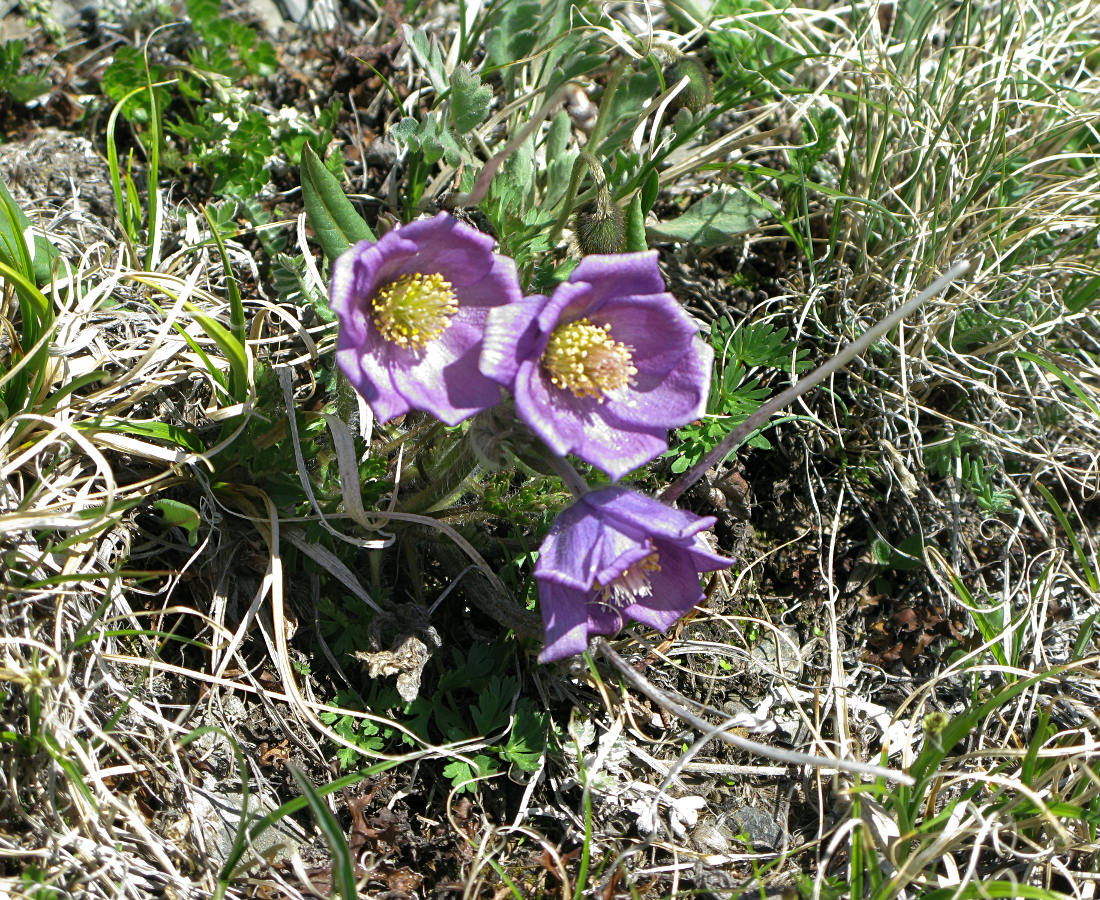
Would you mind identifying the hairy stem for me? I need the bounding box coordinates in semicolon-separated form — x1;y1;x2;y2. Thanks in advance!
546;151;609;252
595;638;913;783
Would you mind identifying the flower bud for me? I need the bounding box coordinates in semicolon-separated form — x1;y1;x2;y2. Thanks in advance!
664;55;713;114
573;191;625;255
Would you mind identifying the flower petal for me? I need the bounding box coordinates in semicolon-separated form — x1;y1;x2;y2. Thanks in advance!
622;546;704;632
480;295;547;386
568;252;666;307
389;212;498;286
537;583;591;663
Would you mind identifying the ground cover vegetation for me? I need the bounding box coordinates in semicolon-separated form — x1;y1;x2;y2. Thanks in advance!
1;0;1099;896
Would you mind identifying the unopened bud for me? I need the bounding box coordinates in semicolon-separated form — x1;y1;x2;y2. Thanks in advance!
664;55;713;114
573;191;625;255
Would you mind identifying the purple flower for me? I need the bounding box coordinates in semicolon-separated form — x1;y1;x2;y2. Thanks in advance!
479;252;712;480
534;487;733;663
330;212;522;426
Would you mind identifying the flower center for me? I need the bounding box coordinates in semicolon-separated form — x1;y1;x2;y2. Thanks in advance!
596;548;661;609
541;318;636;401
371;272;458;349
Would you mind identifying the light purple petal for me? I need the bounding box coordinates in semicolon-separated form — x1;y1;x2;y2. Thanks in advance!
512;365;670;479
623;547;704;631
590;488;716;541
568;252;666;307
586;602;625;638
602;343;712;428
328;212;519;425
535;504;604;590
389;213;497;286
537;583;591;663
600;293;703;376
449;254;524;310
335;343;411;423
480;295;548;386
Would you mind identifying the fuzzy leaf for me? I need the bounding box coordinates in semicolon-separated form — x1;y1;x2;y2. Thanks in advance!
300;143;375;261
648;187;770;247
625;194;647;252
450;64;491;133
402;26;448;93
485;0;541;69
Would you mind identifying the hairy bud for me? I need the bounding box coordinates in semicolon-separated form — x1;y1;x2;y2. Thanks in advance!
573;191;625;255
664;55;713;114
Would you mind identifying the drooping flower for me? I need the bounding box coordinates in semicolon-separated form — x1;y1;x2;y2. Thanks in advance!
534;486;733;663
330;212;522;425
479;252;712;480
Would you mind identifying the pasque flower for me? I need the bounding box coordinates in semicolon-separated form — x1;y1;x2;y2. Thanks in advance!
479;252;711;480
330;212;522;425
534;487;732;663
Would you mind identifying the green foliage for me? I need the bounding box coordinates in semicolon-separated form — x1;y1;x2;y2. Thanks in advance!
924;430;1013;514
186;0;277;78
667;317;810;472
407;643;550;792
647;186;771;247
449;64;492;133
0;40;51;104
484;0;543;71
319;689;398;769
301;142;376;261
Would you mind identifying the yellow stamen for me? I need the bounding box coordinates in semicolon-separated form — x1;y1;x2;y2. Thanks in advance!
542;318;636;400
596;549;661;609
372;272;458;348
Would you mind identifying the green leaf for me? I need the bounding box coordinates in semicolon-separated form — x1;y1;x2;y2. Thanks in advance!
300;142;375;262
648;187;771;247
450;64;491;133
402;26;448;93
287;765;358;900
154;499;201;547
640;168;660;213
485;0;541;69
499;703;547;772
443;754;499;793
624;194;647;252
0;177;59;286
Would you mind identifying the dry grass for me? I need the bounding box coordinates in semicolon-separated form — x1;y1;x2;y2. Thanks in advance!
2;0;1100;898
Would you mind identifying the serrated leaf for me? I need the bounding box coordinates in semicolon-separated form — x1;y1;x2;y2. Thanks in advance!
443;754;499;793
300;143;375;261
450;64;491;133
648;187;771;247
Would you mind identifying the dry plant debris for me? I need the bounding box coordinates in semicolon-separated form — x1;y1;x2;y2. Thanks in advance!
1;0;1100;898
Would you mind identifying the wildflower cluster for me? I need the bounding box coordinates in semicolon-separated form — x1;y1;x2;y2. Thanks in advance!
330;212;733;662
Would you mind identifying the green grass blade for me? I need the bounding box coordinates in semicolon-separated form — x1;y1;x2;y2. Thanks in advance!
287;765;357;900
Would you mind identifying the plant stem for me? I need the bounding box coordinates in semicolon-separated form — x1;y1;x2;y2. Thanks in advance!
662;260;972;503
545;151;608;252
448;84;574;209
595;638;913;783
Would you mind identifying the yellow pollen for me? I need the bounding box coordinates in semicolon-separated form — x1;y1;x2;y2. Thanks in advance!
372;272;458;348
596;549;661;609
542;318;636;400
